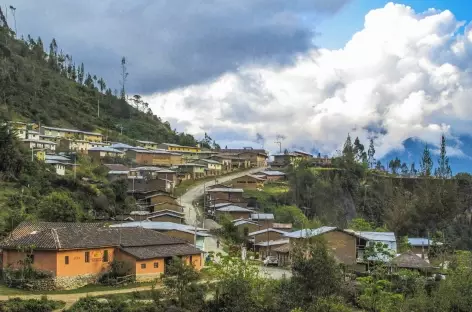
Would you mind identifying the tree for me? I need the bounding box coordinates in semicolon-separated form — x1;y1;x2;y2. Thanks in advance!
435;134;452;178
388;157;401;175
348;218;374;231
38;191;81;222
163;257;204;310
77;63;85;84
409;162;417;177
342;134;355;165
353;137;367;163
287;239;342;309
84;73;94;88
97;77;106;93
120;56;128;100
400;162;409;176
367;138;376;168
207;255;276;312
375;160;383;171
420;144;433;177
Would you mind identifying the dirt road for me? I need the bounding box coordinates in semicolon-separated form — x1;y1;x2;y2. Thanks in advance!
178;167;267;226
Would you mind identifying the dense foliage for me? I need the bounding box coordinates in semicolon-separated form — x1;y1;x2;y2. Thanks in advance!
0;11;199;145
64;246;472;312
0;297;65;312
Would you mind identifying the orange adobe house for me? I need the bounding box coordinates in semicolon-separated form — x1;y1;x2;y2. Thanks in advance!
1;222;202;289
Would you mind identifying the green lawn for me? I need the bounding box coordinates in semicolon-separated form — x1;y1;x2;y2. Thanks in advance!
0;281;156;296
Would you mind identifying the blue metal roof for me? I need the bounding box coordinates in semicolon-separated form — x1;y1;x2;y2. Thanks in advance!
251;213;274;220
359;232;396;242
284;226;337;238
110;221;206;234
216;205;254;212
408;238;443;246
88;147;123;153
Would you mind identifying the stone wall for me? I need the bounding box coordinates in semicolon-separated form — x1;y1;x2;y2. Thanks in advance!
55;274;98;290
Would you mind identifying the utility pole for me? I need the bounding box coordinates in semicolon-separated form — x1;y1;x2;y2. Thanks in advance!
97;99;100;118
274;134;284;153
9;5;17;37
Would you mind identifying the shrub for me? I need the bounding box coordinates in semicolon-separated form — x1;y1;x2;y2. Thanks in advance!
0;297;65;312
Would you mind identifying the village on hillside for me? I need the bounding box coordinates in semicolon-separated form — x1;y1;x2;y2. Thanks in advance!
0;121;440;292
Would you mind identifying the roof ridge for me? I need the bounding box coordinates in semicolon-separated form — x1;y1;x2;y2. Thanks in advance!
51;228;61;249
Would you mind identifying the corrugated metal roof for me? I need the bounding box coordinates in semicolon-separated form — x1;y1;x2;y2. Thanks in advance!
108;170;129;175
216;205;254;212
88;147;123;153
248;228;286;236
359;231;396;242
408;238;443;246
251;213;274;220
110;221;205;233
207;188;244;193
233;219;259;227
258;170;285;176
284;226;337;238
45;155;70;162
254;239;289;247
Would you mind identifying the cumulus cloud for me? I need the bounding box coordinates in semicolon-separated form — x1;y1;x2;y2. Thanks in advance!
145;2;472;158
8;0;349;93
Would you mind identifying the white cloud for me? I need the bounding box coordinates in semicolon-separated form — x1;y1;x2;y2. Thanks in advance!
145;2;472;158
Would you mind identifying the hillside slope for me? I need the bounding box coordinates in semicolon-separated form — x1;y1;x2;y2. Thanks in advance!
0;16;197;145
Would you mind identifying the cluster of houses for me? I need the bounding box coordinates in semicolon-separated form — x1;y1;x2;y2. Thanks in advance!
271;150;332;168
0;221;204;289
8;122;269;182
242;225;438;271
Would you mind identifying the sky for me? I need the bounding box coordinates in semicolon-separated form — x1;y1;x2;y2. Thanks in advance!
4;0;472;170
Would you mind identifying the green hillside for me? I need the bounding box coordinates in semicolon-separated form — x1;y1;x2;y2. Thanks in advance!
0;14;198;146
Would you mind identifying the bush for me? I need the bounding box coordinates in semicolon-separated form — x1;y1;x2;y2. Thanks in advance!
0;297;65;312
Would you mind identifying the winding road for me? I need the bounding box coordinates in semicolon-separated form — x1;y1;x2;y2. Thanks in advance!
178;167;267;226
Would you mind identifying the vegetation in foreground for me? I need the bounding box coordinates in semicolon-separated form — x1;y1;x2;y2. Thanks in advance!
0;296;65;312
62;243;472;312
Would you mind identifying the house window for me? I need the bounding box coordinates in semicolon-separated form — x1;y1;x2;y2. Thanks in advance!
85;251;90;263
189;255;193;264
65;256;69;265
154;262;159;268
26;254;34;264
103;250;109;262
141;263;146;269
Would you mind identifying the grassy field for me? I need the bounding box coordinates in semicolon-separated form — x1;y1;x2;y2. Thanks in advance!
244;182;290;211
0;281;156;296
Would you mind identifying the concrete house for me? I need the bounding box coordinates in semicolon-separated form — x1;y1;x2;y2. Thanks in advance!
255;239;290;260
146;211;185;224
230;174;265;189
139;192;178;206
284;227;358;266
177;163;206;179
232;219;260;235
207;187;245;203
88;147;124;163
251;213;275;229
126;149;183;167
1;222;202;289
248;228;287;244
407;238;442;258
152;202;184;213
136;140;159;150
215;205;254;221
22;139;57;153
102;164;130;181
157;143;201;161
191;159;222;176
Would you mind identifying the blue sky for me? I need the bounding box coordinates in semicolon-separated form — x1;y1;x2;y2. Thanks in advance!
317;0;472;49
